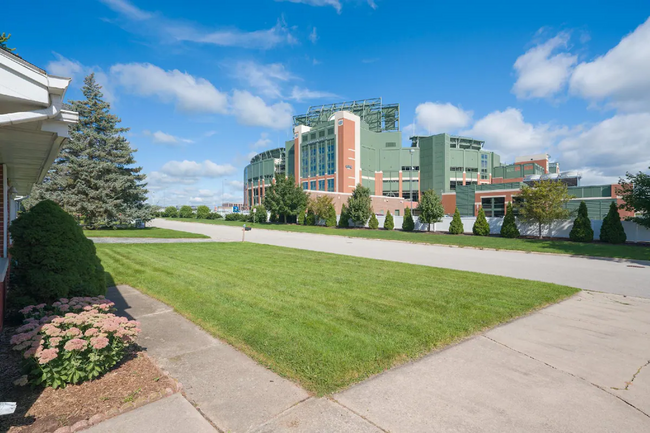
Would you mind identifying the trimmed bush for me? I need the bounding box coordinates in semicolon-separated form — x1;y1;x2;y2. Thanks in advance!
306;208;316;226
569;201;593;242
403;208;415;232
255;205;267;223
368;212;379;229
600;202;627;244
163;206;178;218
9;200;105;307
338;204;350;228
225;213;243;221
297;208;306;225
472;208;490;236
11;297;140;388
384;210;394;230
500;203;520;238
206;212;221;220
196;205;211;220
449;208;464;235
179;205;193;219
325;204;337;227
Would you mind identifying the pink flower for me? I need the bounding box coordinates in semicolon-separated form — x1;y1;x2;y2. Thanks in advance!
60;298;69;303
66;327;82;337
19;306;34;315
35;303;46;309
90;336;109;350
42;324;62;337
16;322;39;333
49;337;62;347
24;346;38;359
36;348;58;364
64;338;88;351
59;304;70;312
84;328;99;337
52;302;62;307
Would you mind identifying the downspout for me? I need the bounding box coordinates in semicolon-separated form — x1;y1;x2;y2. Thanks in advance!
0;94;63;127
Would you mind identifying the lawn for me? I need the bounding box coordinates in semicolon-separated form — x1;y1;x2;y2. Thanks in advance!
168;218;650;262
96;242;578;394
83;227;209;239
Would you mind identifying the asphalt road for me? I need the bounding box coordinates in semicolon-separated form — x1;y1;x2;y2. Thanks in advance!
152;219;650;298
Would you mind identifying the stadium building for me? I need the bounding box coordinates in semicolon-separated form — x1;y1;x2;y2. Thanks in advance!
243;98;630;219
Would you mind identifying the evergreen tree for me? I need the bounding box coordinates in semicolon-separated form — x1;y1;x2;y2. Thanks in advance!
368;212;379;229
27;74;150;227
403;207;415;232
347;184;372;226
416;189;444;231
569;201;594;242
0;32;16;53
600;202;627;244
325;204;337;227
297;207;306;225
306;208;316;226
473;207;490;236
449;208;464;234
338;204;350;228
500;203;520;238
384;210;394;230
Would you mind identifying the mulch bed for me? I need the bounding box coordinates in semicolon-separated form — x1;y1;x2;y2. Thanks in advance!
0;326;179;433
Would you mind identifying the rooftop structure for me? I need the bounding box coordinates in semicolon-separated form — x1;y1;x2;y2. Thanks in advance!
293;98;399;133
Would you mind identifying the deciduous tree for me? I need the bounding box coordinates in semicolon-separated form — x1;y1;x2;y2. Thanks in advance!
416;189;444;232
347;184;372;226
516;180;572;239
619;167;650;229
263;175;309;223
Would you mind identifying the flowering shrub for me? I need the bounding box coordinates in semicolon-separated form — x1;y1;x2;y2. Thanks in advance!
11;296;140;389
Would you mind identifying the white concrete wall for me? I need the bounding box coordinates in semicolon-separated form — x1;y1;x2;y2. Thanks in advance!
359;215;650;243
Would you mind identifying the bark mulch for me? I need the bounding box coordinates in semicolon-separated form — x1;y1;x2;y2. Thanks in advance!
0;326;180;433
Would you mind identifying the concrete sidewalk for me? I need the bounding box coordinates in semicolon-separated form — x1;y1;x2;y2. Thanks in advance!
152;219;650;298
95;285;650;432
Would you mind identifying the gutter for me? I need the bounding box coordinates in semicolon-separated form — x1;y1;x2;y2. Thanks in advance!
0;94;63;127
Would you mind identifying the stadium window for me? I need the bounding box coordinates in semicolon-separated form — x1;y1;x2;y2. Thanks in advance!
327;179;334;192
302;182;308;190
310;180;317;190
319;180;325;190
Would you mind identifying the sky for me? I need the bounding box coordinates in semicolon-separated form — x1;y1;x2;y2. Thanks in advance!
3;0;650;206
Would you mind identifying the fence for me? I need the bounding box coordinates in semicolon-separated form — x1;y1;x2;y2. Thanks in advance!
359;215;650;243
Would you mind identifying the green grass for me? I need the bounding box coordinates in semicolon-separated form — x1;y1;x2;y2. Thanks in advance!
168;218;650;261
97;242;578;394
83;227;209;239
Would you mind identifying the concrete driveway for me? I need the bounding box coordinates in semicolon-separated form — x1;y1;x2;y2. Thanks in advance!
152;219;650;298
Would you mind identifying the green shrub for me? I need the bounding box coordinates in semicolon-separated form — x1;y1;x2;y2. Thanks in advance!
473;208;490;236
338;204;350;228
600;202;627;244
255;205;267;223
206;212;221;220
270;212;278;223
163;206;178;218
196;205;211;220
368;212;379;229
325;204;337;227
500;203;520;238
569;201;594;242
11;297;140;388
384;210;394;230
9;200;105;307
297;208;306;225
179;205;193;219
225;213;243;221
449;208;464;234
402;208;415;232
306;208;316;226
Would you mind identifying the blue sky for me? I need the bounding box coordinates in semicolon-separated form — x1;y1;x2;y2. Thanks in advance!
3;0;650;206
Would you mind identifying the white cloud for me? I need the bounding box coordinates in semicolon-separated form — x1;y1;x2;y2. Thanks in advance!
557;113;650;177
277;0;377;13
461;108;565;161
47;54;117;103
99;0;151;20
512;32;577;99
100;0;294;49
309;27;319;44
278;0;342;13
231;90;293;129
227;180;244;189
111;63;228;113
289;86;339;102
147;171;198;187
179;19;296;49
252;132;273;149
569;17;650;112
143;130;193;145
232;61;295;99
414;102;473;134
161;160;237;178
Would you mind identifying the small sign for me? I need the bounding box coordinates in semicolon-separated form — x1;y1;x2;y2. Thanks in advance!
233;206;240;213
